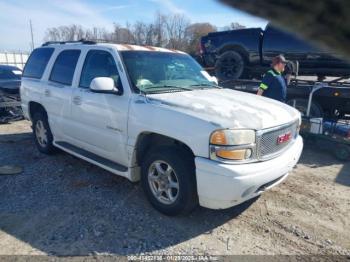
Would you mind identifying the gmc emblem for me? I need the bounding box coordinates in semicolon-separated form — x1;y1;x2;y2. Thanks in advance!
277;132;292;144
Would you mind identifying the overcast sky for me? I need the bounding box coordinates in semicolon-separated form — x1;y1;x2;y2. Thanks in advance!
0;0;267;52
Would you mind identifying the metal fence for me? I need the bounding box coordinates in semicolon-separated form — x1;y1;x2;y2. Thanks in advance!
0;52;30;70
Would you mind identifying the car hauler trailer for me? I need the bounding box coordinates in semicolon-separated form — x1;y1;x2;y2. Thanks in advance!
219;77;350;119
218;77;350;160
300;83;350;161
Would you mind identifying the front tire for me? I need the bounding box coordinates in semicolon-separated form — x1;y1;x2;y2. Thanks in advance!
215;50;245;81
334;145;350;161
32;112;56;154
141;146;198;216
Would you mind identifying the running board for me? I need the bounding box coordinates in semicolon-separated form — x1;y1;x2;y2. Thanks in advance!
54;141;128;173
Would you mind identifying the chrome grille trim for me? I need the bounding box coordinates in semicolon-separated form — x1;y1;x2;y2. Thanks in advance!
256;120;298;160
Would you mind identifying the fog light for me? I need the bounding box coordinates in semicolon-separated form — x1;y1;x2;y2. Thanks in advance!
245;149;252;159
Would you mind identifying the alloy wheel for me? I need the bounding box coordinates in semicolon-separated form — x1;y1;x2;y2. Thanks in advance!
35;120;48;147
148;160;180;205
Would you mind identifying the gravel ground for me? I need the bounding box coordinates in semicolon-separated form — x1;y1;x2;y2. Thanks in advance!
0;120;349;256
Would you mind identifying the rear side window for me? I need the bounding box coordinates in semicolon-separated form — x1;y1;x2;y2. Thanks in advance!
49;50;81;85
22;48;54;79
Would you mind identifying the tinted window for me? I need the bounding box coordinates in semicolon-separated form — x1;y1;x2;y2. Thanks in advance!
80;50;120;88
50;50;80;85
23;48;54;79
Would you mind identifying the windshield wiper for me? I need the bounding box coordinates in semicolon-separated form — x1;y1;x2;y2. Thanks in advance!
141;85;194;92
188;83;221;89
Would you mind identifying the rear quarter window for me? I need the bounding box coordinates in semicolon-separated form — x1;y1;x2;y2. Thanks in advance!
22;48;54;79
49;50;81;86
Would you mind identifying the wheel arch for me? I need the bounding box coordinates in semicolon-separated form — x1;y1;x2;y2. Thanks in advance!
28;101;47;121
132;132;195;168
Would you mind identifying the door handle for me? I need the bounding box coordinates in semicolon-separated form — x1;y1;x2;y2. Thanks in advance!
73;96;82;105
44;89;51;97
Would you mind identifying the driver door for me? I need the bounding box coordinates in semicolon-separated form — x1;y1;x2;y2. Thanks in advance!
66;48;129;166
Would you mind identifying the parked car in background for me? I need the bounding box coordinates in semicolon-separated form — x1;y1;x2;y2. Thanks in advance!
0;65;22;94
200;24;350;81
0;65;22;122
21;41;303;215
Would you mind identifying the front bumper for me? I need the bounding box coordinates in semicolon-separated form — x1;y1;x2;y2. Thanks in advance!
195;135;303;209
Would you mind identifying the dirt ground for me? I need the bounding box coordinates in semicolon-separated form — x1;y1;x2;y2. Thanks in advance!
0;120;349;256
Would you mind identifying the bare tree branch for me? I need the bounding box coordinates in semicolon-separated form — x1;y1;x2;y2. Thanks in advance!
43;13;224;54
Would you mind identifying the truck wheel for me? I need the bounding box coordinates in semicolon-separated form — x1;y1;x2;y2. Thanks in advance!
287;98;323;117
215;50;245;81
334;145;350;161
141;146;198;216
32;112;56;154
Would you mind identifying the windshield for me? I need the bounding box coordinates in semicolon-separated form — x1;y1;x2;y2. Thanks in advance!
120;51;217;93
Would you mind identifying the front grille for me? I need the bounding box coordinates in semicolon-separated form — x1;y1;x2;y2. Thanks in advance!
258;121;298;160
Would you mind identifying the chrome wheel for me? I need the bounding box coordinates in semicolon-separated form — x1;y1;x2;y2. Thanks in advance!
148;160;179;205
35;120;48;147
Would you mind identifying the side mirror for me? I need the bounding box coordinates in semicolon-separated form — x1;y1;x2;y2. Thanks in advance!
90;77;119;93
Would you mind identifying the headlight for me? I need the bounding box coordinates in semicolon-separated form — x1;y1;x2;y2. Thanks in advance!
210;129;255;145
209;129;256;162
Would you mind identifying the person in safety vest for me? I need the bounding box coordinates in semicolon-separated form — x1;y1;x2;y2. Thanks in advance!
257;54;289;102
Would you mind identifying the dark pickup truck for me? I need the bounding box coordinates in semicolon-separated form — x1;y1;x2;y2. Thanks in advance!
200;24;350;81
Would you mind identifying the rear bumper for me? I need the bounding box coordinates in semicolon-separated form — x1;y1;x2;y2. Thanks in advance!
195;135;303;209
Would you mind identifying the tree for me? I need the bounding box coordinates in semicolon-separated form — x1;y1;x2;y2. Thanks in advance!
44;24;106;42
153;12;167;47
112;23;135;44
164;14;190;50
185;23;217;55
44;24;85;41
43;13;239;53
85;27;109;41
132;21;148;45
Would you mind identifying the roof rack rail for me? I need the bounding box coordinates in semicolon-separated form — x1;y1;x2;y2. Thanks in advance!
41;39;97;47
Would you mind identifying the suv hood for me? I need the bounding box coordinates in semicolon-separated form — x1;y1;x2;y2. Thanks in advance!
147;88;300;130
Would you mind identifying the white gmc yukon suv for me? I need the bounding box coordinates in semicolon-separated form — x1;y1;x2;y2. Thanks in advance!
21;41;303;215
